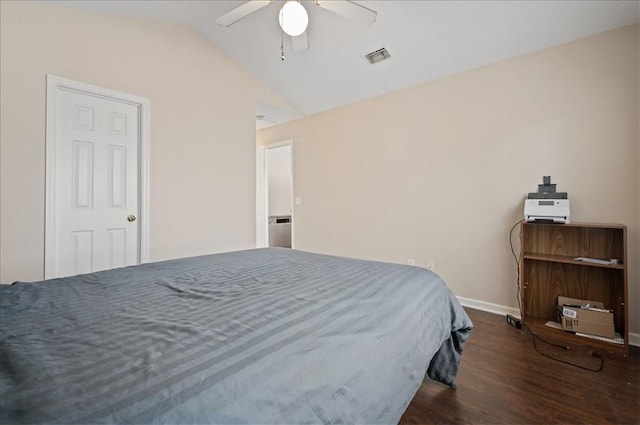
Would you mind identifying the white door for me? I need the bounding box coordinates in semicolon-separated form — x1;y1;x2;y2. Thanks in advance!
46;76;149;279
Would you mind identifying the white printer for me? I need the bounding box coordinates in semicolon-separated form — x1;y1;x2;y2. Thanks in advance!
524;199;570;223
524;176;570;224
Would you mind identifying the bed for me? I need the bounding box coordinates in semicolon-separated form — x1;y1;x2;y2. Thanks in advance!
0;248;472;424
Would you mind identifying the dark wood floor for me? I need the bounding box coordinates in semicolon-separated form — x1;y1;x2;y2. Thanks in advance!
400;308;640;425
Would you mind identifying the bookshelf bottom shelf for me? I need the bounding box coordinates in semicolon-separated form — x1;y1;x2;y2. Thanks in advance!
524;317;628;357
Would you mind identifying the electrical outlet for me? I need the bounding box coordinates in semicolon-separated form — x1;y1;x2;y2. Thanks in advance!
407;259;415;266
426;261;435;271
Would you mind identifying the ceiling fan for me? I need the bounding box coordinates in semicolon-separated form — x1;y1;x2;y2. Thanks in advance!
216;0;377;53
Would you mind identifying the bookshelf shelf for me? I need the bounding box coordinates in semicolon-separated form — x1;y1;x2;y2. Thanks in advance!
520;222;628;356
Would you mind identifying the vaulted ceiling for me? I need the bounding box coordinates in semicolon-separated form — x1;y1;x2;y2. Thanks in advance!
55;1;639;127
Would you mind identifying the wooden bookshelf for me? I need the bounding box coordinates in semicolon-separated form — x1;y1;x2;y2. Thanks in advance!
520;222;628;356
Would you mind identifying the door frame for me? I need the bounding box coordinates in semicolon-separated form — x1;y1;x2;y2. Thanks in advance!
44;74;151;278
256;140;294;248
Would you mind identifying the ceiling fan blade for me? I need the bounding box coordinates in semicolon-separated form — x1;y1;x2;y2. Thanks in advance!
314;0;377;25
216;0;273;27
292;31;309;52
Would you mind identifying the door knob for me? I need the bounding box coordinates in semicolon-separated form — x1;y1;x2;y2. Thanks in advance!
127;215;136;222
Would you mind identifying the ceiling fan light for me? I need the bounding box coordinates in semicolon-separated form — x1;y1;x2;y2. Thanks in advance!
279;1;308;37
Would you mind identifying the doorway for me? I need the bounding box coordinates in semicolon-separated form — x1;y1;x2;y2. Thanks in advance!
45;75;150;279
257;141;293;248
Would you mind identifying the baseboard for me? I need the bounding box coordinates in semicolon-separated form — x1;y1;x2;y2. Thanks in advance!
456;296;522;318
456;296;639;348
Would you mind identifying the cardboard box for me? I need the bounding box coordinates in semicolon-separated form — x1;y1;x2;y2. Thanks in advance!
558;296;615;338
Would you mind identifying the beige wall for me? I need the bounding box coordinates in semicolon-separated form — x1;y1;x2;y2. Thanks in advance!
0;2;292;283
259;25;640;336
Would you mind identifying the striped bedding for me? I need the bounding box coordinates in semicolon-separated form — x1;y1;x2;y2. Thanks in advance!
0;248;472;424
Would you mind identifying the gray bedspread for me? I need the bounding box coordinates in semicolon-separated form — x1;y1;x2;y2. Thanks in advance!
0;248;472;424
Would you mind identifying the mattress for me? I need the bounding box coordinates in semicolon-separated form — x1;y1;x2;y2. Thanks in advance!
0;248;472;424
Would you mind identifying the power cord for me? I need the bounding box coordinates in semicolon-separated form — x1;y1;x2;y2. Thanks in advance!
509;219;604;372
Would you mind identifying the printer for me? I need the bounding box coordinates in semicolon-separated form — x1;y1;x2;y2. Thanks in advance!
524;176;570;223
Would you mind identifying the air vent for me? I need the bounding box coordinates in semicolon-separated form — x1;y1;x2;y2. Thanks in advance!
365;47;391;64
